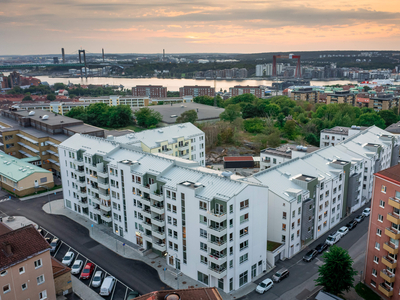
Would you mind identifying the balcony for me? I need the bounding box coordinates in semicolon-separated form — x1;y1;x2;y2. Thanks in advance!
208;253;227;265
385;227;400;240
100;214;112;223
150;192;163;202
153;241;166;252
208;266;227;279
91;198;100;205
142;195;151;203
152;216;165;227
208;239;227;252
379;283;394;297
79;200;88;208
153;230;165;240
384;242;399;255
74;159;84;167
388;212;400;225
76;168;85;175
98;169;108;178
76;190;87;198
99;194;110;201
382;256;397;269
208;225;227;237
98;181;109;190
142;221;152;231
142;208;152;219
206;211;227;223
100;203;111;212
380;269;396;283
389;197;400;209
151;204;164;215
178;143;189;151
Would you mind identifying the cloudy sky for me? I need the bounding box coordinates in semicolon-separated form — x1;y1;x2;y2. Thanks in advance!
1;0;400;55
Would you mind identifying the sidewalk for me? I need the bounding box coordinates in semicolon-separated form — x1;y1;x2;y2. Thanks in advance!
20;188;63;201
43;199;274;299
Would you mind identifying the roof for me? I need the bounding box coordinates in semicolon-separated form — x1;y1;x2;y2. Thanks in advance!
321;126;350;135
316;290;343;300
132;103;225;124
223;156;253;162
0;224;51;272
114;123;203;149
51;256;71;278
385;121;400;134
0;151;51;182
134;287;223;300
9;109;83;127
0;223;12;236
375;164;400;185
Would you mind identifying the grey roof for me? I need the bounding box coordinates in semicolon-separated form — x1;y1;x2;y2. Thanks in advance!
386;121;400;134
9;109;83;126
261;144;318;158
132;103;225;124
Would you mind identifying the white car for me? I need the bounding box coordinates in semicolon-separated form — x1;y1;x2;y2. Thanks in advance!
338;226;349;237
71;260;83;275
362;208;371;217
255;278;274;294
62;251;75;266
92;271;104;288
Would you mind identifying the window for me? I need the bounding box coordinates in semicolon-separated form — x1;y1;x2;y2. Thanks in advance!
320;182;324;190
240;213;249;224
172;192;176;200
200;228;207;238
39;290;47;300
34;259;42;269
1;270;7;276
230;260;233;269
376;228;382;236
375;242;380;250
282;235;286;242
19;267;25;274
200;215;207;224
378;214;383;222
297;195;301;203
3;284;10;294
199;201;207;210
282;212;287;219
239;253;248;264
240;240;249;251
198;272;209;285
230;204;233;213
298;207;301;215
200;255;208;264
168;216;172;224
200;242;207;251
21;283;27;290
168;229;172;237
240;227;248;237
282;224;286;231
382;185;387;193
167;203;171;211
240;199;249;210
172;205;177;213
166;190;171;198
173;218;177;226
37;274;45;285
239;271;248;287
230;219;233;228
373;256;379;264
230;246;233;256
372;269;377;277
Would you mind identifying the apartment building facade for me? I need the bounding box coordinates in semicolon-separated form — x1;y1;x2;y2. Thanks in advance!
290;88;320;103
364;164;400;299
79;95;150;107
320;126;366;148
58;134;268;293
369;94;399;113
229;86;264;98
132;85;167;98
179;86;215;97
0;224;57;300
326;90;356;106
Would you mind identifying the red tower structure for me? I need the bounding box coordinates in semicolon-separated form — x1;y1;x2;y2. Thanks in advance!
272;54;301;78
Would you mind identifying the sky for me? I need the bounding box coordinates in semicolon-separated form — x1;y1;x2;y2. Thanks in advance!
1;0;400;55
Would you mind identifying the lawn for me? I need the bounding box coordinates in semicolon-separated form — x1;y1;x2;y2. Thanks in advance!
267;240;282;252
355;282;381;300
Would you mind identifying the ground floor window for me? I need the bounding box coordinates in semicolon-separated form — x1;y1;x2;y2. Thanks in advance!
239;271;248;287
229;278;233;291
198;272;209;285
65;199;71;209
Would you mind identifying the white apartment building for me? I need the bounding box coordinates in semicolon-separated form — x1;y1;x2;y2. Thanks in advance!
112;123;206;166
58;133;268;293
79;95;150;107
255;63;283;77
319;126;366;148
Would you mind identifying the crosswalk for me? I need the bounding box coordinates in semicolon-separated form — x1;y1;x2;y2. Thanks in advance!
0;198;10;203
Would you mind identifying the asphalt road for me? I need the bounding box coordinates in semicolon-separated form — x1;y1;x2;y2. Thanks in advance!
238;204;370;300
0;191;170;295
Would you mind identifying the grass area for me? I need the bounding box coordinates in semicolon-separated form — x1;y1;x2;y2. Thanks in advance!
101;125;146;132
355;282;381;300
267;240;282;252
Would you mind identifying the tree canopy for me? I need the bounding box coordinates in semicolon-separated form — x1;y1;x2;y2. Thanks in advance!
133;107;163;128
176;110;198;124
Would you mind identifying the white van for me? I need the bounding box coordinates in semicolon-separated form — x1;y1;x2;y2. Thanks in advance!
325;231;341;246
99;276;116;296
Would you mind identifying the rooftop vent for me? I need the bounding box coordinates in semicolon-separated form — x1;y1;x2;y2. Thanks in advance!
194;182;202;187
158;129;164;133
106;135;114;140
42;115;49;120
165;293;180;300
305;177;312;181
182;182;191;186
221;171;233;179
28;111;35;116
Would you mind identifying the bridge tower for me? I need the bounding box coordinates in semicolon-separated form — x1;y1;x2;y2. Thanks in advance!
78;50;87;78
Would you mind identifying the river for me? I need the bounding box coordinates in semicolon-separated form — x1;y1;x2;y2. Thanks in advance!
28;76;363;92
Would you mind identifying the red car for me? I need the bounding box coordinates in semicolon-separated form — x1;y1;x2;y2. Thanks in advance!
80;263;95;279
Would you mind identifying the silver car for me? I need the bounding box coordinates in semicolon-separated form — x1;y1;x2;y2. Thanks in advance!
92;271;104;288
71;260;83;275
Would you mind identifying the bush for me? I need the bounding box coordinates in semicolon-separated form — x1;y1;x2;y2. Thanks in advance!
243;118;265;133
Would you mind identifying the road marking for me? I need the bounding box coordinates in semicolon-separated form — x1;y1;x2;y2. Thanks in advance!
0;198;10;203
124;286;129;300
53;241;63;257
110;279;117;300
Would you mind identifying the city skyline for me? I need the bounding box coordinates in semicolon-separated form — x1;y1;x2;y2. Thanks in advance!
1;0;400;55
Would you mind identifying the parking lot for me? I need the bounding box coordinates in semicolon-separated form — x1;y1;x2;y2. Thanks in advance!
41;227;140;300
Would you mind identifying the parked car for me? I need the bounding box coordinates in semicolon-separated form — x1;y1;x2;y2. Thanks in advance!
45;237;52;245
338;226;349;237
255;278;274;294
355;215;365;223
303;249;318;262
37;228;45;236
62;251;75;266
326;231;341;246
100;276;116;296
92;271;104;288
127;290;140;300
315;243;328;254
362;208;371;217
49;237;61;253
80;262;95;280
272;268;289;282
71;260;83;275
346;220;357;230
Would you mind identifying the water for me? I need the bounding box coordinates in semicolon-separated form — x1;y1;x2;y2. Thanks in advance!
30;76;362;92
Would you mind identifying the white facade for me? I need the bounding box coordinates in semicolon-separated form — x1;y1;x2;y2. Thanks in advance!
79;95;149;107
58;134;268;293
320;126;366;148
255;63;283;77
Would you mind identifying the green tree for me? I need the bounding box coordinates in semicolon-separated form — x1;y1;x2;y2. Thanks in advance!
134;107;162;128
266;131;281;147
176;110;198;124
219;104;241;123
315;245;357;296
243;118;264;133
283;120;297;140
363;86;371;92
22;95;32;101
357;113;386;129
53;83;66;90
46;94;56;101
167;91;180;97
379;110;398;128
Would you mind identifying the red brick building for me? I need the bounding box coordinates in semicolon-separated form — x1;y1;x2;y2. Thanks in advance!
179;85;215;97
365;164;400;299
132;85;167;97
229;85;264;98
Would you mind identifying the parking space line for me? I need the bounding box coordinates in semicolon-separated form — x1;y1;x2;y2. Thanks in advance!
89;265;98;287
79;258;88;280
124;286;128;300
53;241;63;257
109;280;117;300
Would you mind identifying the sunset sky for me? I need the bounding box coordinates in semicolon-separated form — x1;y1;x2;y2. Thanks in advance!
1;0;400;55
